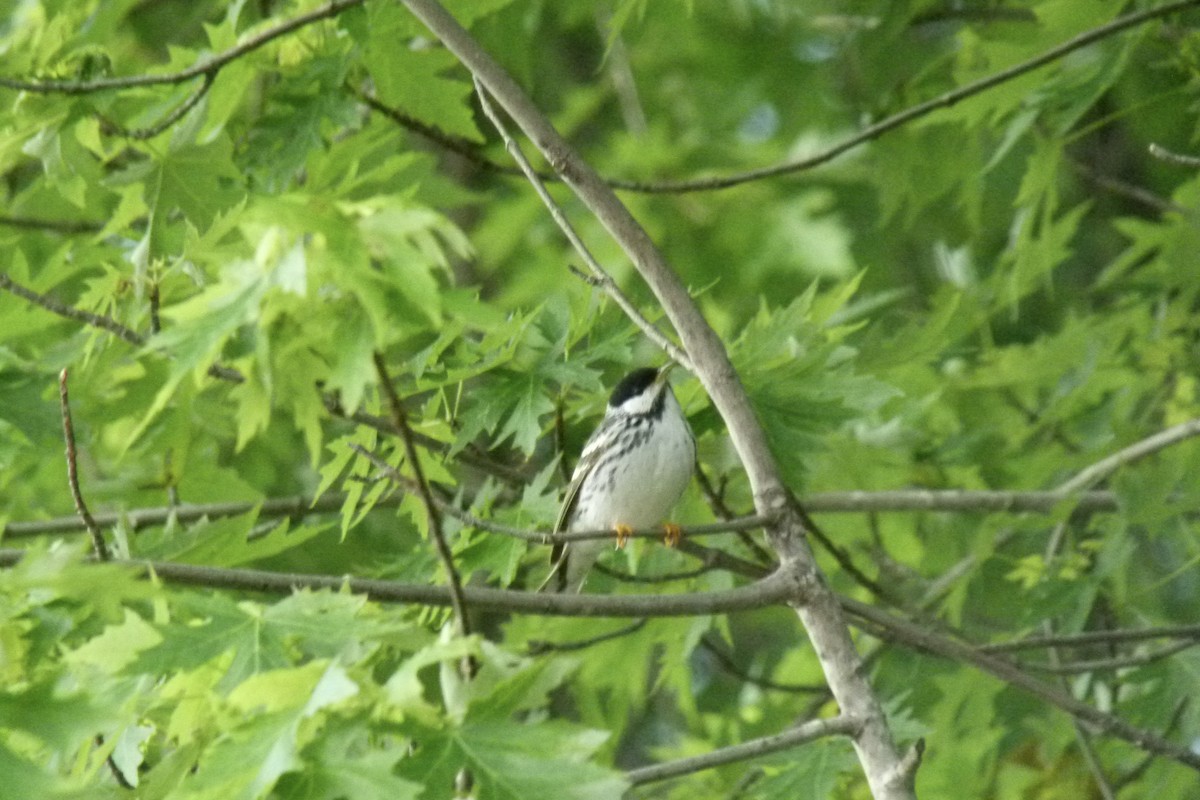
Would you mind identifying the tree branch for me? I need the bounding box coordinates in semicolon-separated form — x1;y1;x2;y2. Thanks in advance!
2;489;1125;541
0;270;245;383
1055;417;1200;494
1148;142;1200;168
612;0;1200;194
982;624;1200;653
0;548;792;617
396;1;913;795
0;0;364;94
471;78;694;373
58;369;109;561
1;271;144;346
99;72;216;140
0;215;101;234
700;636;827;694
840;596;1200;771
626;716;862;786
526;618;647;655
370;354;471;639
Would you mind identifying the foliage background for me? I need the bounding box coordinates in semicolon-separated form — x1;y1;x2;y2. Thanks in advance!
1;0;1199;797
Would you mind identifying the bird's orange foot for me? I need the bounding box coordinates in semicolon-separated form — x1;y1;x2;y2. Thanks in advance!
613;523;633;549
663;522;683;547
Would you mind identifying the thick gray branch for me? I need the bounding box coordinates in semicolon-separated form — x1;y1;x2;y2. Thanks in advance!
393;1;913;796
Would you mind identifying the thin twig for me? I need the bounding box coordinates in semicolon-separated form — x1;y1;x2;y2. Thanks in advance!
1114;698;1189;790
1070;158;1184;214
608;0;1200;193
0;0;365;94
471;77;695;373
1021;640;1197;675
1;271;144;346
700;636;826;694
0;271;245;383
349;82;534;178
0;214;101;234
982;623;1200;653
58;370;109;561
625;716;862;786
99;72;216;139
1042;620;1116;800
370;352;471;640
94;735;134;789
840;595;1200;771
1055;417;1200;494
526;618;647;655
1;488;1128;541
592;561;720;583
1148;142;1200;168
695;463;774;564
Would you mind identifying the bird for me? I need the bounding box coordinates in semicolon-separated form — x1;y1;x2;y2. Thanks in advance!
546;365;696;592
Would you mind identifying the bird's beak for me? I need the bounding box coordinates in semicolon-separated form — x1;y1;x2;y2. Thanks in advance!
655;363;677;385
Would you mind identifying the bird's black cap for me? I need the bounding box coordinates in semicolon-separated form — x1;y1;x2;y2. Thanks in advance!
608;366;662;408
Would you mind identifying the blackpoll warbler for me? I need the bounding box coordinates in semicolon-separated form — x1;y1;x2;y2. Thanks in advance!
548;365;696;592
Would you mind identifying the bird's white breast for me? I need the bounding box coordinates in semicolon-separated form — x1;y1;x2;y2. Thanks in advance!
573;391;695;530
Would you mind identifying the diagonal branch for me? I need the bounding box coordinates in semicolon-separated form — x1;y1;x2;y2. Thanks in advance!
0;270;245;383
471;78;693;372
397;1;914;796
0;0;364;94
626;716;863;786
58;369;109;561
100;72;216;140
840;596;1200;771
614;0;1200;194
1055;417;1200;494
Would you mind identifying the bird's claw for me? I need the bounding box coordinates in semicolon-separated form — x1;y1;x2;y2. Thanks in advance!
613;523;633;549
663;522;682;547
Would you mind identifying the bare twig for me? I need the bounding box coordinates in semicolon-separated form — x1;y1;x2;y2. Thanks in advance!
1148;142;1200;168
0;548;794;617
1055;417;1200;494
591;561;720;583
803;489;1118;514
58;370;109;561
700;636;826;694
608;0;1200;193
1070;158;1184;214
1;271;144;346
0;215;101;234
1;488;1127;541
840;596;1200;771
695;463;774;564
526;618;647;655
0;0;365;94
0;271;245;383
1041;620;1116;800
99;72;216;139
982;624;1200;653
626;716;862;786
94;735;134;789
1114;698;1189;790
1022;640;1196;675
471;77;695;373
349;82;534;178
363;356;471;641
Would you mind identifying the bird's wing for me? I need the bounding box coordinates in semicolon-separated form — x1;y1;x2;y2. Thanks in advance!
542;416;618;591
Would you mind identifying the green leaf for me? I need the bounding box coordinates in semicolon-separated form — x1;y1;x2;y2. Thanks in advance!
397;719;627;800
